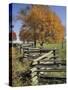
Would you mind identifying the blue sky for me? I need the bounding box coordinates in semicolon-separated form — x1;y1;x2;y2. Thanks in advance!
10;3;66;39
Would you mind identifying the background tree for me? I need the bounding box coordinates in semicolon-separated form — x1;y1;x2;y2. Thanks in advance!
9;31;17;41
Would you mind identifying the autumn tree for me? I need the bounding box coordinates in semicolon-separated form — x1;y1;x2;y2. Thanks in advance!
18;5;49;47
9;31;17;41
19;26;33;43
18;5;64;47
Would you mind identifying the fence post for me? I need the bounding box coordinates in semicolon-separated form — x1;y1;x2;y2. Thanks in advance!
37;61;40;85
20;44;21;54
53;49;57;83
53;49;56;64
30;67;38;85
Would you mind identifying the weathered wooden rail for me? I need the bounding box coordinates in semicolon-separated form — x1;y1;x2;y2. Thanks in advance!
39;76;66;84
22;48;58;60
22;43;34;48
16;43;34;54
35;69;66;72
23;48;58;54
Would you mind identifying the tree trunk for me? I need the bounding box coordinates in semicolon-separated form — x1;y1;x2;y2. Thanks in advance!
33;29;36;47
40;42;44;48
62;42;64;49
34;38;36;47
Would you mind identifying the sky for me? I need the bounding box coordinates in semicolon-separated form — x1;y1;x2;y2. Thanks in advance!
9;3;66;40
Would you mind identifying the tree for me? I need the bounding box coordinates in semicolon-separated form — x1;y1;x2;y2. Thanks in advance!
19;25;33;43
18;5;49;47
9;31;17;41
18;5;64;47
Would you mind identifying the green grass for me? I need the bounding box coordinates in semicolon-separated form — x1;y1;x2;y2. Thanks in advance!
36;43;66;60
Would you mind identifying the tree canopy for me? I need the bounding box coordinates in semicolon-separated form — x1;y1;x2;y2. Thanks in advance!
18;5;64;45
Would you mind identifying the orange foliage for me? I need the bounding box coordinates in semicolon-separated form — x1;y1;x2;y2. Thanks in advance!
19;5;64;43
